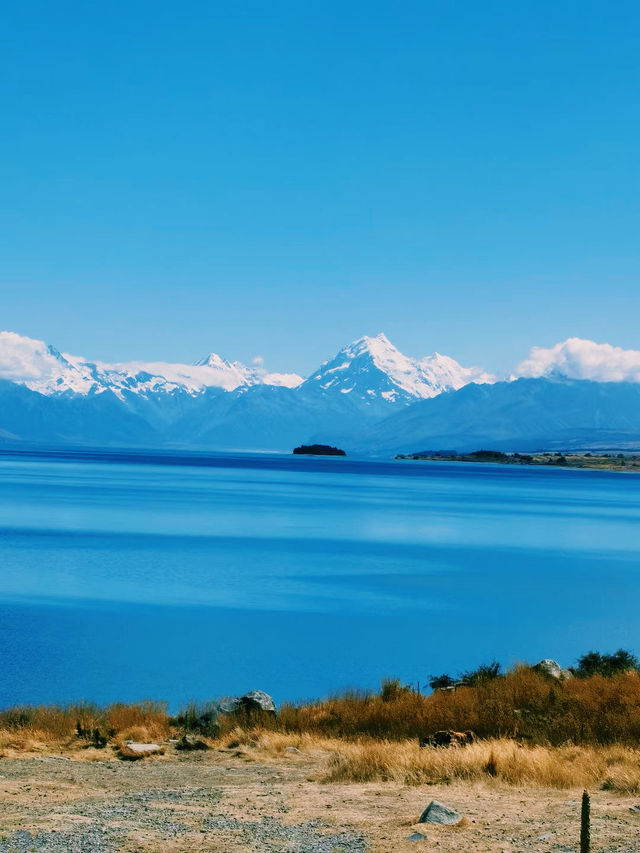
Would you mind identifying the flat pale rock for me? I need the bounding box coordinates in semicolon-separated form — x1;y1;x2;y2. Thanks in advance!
407;831;430;842
125;742;162;754
629;805;640;813
418;800;463;825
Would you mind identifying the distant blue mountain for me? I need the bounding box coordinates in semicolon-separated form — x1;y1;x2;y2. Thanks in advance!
360;377;640;453
2;330;640;453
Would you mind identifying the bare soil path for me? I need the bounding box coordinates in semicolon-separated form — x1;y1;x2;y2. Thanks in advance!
0;747;639;852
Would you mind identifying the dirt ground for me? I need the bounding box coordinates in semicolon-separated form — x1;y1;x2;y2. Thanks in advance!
0;745;639;852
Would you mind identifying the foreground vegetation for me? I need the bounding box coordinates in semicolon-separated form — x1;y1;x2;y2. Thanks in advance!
3;652;640;792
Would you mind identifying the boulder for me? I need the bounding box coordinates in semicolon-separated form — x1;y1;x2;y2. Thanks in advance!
534;659;572;680
418;801;463;825
240;690;276;713
218;696;242;714
176;734;209;751
187;706;220;735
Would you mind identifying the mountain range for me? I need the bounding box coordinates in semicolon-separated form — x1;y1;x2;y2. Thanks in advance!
1;330;640;453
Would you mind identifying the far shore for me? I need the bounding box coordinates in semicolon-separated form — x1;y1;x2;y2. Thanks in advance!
396;449;640;472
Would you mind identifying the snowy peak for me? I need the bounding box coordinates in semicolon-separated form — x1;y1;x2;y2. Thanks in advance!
195;352;233;370
195;353;303;389
0;331;303;399
303;333;492;404
0;331;100;395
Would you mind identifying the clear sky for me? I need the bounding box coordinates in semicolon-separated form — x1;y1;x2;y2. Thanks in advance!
1;0;638;375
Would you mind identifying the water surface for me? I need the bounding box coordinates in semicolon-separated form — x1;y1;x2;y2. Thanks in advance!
0;449;638;708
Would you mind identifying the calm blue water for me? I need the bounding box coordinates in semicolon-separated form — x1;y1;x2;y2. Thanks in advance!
0;449;639;709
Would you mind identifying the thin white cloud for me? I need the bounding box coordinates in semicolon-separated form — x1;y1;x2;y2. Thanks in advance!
252;355;264;366
516;337;640;382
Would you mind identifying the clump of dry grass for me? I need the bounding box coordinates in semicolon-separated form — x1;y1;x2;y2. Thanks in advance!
321;738;625;788
0;701;169;753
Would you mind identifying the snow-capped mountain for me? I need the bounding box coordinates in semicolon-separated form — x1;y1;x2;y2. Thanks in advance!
302;333;493;405
0;332;99;396
6;328;640;454
0;330;488;406
0;332;303;399
0;329;495;450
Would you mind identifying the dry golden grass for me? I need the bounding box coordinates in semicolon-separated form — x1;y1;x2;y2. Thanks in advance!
0;701;169;755
277;667;640;745
215;727;640;793
2;667;640;786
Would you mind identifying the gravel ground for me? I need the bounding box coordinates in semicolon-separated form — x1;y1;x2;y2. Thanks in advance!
0;751;367;852
0;747;639;852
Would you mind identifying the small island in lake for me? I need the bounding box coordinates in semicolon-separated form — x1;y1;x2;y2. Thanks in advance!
293;444;346;456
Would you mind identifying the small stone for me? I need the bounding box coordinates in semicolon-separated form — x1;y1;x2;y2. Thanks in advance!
176;734;209;751
407;831;430;842
538;832;554;840
418;800;463;825
629;804;640;813
285;746;301;754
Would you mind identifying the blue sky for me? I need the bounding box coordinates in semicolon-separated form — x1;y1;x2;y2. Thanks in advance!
1;0;638;375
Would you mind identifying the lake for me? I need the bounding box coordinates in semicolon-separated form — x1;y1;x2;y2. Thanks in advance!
0;448;639;710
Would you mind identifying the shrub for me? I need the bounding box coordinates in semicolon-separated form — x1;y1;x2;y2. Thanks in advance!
380;679;412;702
459;661;502;686
428;674;456;690
574;649;638;679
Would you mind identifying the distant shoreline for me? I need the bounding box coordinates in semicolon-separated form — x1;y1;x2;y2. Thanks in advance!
395;450;640;472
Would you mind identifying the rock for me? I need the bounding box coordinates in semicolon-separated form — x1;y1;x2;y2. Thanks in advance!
176;734;209;751
240;690;276;713
285;746;301;754
422;730;474;748
407;831;430;842
418;800;463;825
124;742;163;754
218;696;242;714
538;832;554;840
629;804;640;813
534;659;572;680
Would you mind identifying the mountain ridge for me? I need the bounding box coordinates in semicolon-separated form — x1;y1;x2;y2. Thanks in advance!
2;330;640;453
